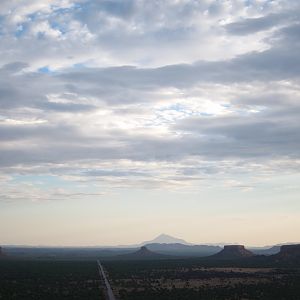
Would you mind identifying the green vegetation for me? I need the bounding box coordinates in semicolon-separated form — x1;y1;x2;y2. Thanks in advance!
0;260;105;300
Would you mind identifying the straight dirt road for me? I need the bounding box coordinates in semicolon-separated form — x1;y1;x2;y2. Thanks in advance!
97;260;116;300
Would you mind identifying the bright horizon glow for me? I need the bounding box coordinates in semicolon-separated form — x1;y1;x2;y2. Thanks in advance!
0;0;300;247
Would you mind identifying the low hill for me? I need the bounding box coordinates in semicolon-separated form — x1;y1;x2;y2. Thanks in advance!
210;245;255;260
250;245;281;255
145;243;221;257
114;246;171;260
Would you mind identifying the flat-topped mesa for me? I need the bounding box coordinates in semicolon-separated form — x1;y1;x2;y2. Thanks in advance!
223;245;254;257
277;244;300;259
211;245;254;259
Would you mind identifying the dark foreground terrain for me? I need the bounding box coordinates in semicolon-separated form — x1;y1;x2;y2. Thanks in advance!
1;244;300;300
103;259;300;300
0;260;105;300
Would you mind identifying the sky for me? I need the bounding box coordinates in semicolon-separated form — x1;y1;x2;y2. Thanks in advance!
0;0;300;247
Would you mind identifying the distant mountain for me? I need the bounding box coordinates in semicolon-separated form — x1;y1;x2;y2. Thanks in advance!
250;242;300;256
140;234;191;246
250;245;281;255
145;243;221;257
210;245;255;260
115;246;171;260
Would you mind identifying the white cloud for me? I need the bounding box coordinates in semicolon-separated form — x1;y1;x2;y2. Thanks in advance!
0;0;300;202
0;0;288;69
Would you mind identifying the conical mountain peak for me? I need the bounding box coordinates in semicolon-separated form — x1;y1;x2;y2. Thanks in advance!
141;234;190;245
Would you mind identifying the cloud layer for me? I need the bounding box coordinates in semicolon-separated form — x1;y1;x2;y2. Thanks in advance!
1;0;300;201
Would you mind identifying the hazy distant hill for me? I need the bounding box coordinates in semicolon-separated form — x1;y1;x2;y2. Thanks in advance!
3;246;134;259
0;247;5;258
250;242;300;256
115;246;171;260
5;239;298;262
145;243;221;257
250;245;281;255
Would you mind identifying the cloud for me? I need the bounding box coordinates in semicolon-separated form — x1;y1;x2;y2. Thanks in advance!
0;0;281;69
0;0;300;201
225;6;299;36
